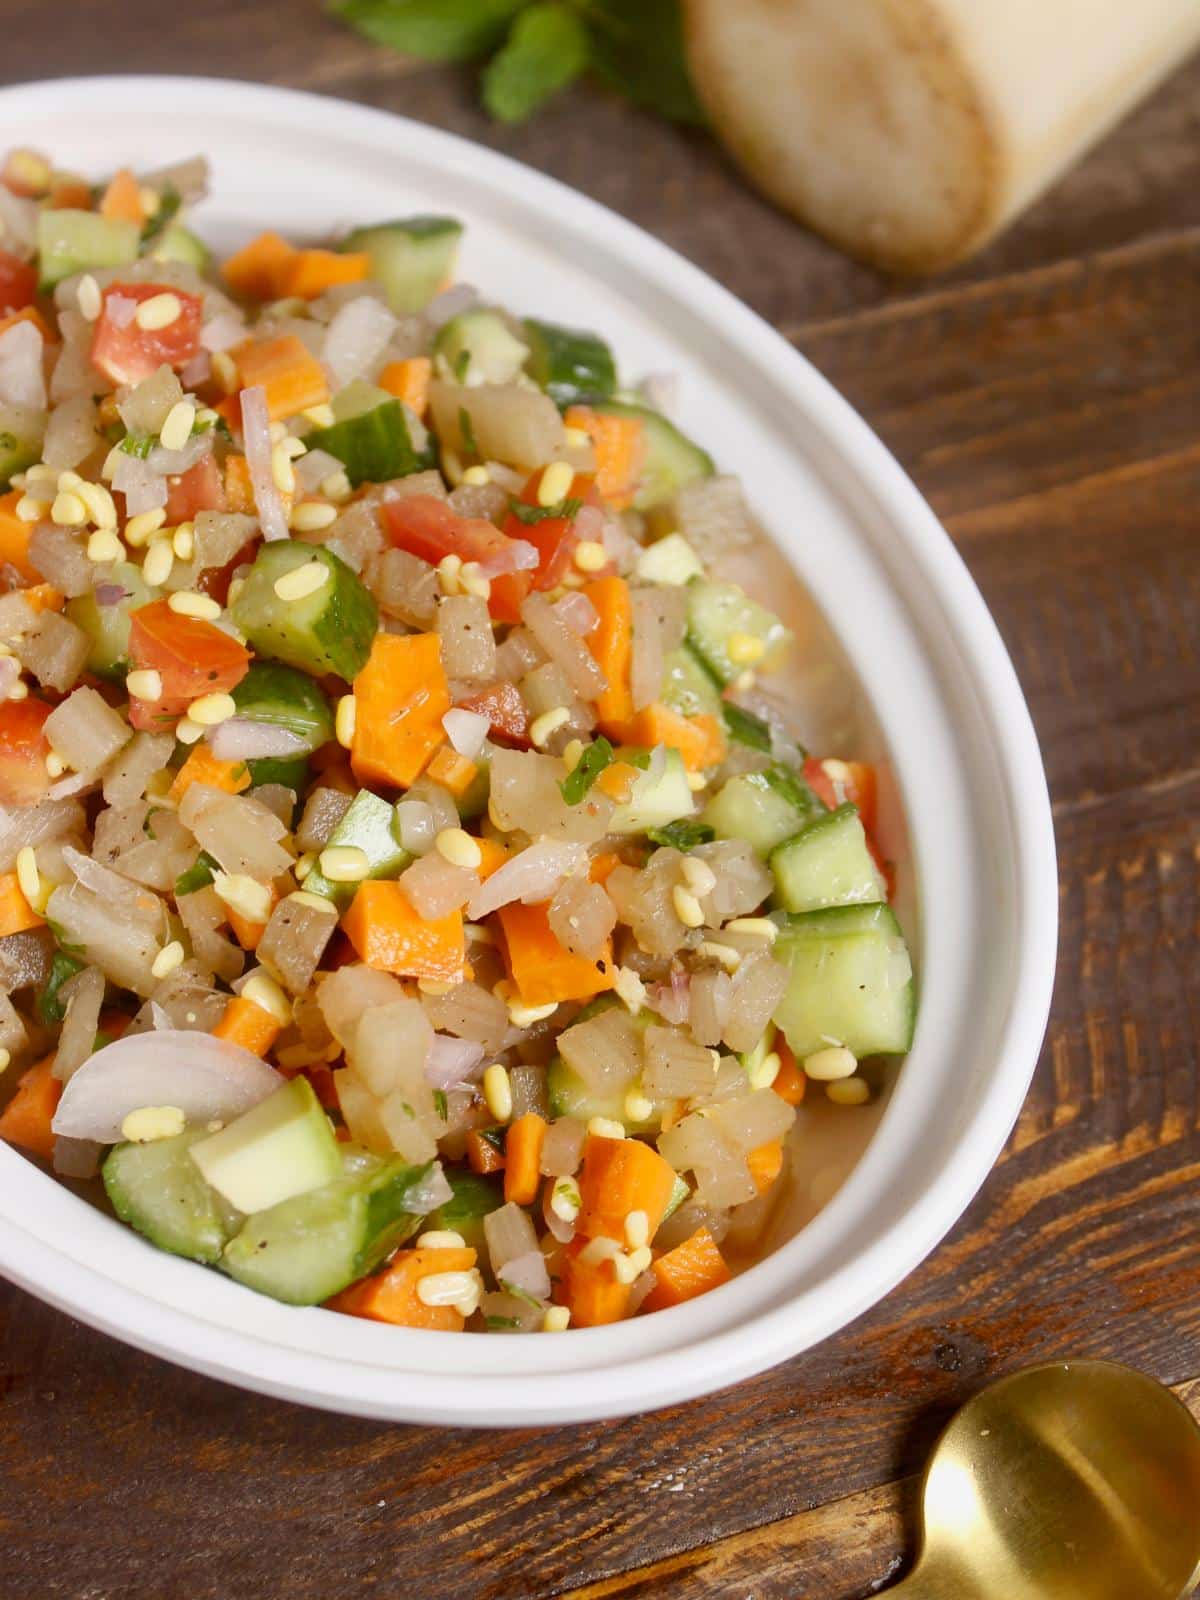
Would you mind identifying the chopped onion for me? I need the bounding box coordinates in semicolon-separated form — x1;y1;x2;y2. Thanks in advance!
403;1162;454;1214
51;1028;282;1143
0;188;37;257
424;1033;486;1090
147;430;213;477
521;593;607;701
111;451;167;515
180;350;211;389
209;718;310;762
240;384;289;542
467;840;585;920
395;799;437;855
424;283;478;329
294;447;344;493
442;707;489;760
553;591;599;636
199;311;247;353
472;538;538;578
498;1249;551;1301
651;966;691;1025
323;295;397;387
61;845;163;928
0;320;45;410
46;770;97;801
106;293;138;330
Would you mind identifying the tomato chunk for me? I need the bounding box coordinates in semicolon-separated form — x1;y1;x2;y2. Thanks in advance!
499;468;600;607
380;495;536;624
803;757;877;832
90;282;203;387
0;697;53;805
127;598;250;730
457;681;530;747
0;251;36;315
165;453;226;523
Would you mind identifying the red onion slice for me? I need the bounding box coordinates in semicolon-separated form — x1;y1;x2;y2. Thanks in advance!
497;1249;551;1301
105;293;138;330
467;840;585;921
424;1033;486;1090
473;539;538;579
209;718;310;762
51;1029;282;1143
240;384;289;542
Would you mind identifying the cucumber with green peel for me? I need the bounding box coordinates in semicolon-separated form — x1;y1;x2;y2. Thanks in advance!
703;767;823;858
773;903;916;1061
64;560;155;679
662;1172;691;1223
230;539;378;681
721;701;774;753
522;318;616;407
147;223;210;270
770;804;887;914
610;747;695;836
245;755;309;794
103;1128;240;1265
686;577;792;687
220;1154;434;1306
36;208;140;288
590;399;713;511
306;379;430;487
300;788;411;909
341;217;463;314
430;1168;504;1250
661;645;723;719
231;662;334;754
189;1076;341;1215
433;309;529;387
546;1055;664;1136
0;404;46;490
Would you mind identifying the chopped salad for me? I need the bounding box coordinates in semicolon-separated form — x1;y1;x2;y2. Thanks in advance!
0;149;914;1333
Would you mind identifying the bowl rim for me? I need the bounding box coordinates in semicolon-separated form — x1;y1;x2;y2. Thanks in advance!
0;74;1057;1425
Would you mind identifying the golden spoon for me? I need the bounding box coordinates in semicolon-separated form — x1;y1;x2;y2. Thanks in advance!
886;1360;1200;1598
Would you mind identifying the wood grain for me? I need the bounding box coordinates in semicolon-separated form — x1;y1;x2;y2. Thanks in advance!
1;13;1199;1599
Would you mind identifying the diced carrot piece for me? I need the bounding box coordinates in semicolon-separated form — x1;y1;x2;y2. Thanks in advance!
497;899;614;1008
98;167;145;226
168;744;251;804
602;704;726;772
222;231;298;301
641;1226;731;1313
327;1245;477;1330
466;1129;505;1175
582;576;633;726
351;632;450;791
0;1055;60;1160
595;760;640;802
47;177;92;210
377;357;432;417
558;1240;630;1327
223;454;255;514
747;1139;784;1195
588;851;621;885
425;745;479;800
0;870;42;936
771;1040;806;1106
19;584;64;616
231;333;330;423
0;305;56;343
576;1133;679;1243
564;405;645;509
212;996;281;1059
280;250;370;301
475;837;509;880
226;886;278;952
0;490;38;582
503;1112;547;1207
342;880;465;983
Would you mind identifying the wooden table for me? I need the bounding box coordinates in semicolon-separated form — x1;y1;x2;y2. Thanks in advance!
2;12;1199;1597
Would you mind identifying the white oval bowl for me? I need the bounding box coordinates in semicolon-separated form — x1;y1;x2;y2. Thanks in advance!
0;77;1056;1426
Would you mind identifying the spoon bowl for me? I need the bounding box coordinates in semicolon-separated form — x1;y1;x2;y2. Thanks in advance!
891;1361;1200;1599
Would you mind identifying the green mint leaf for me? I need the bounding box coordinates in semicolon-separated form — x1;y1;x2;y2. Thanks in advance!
140;184;181;244
585;0;705;125
507;495;582;525
482;2;590;124
175;850;219;897
560;736;614;805
37;950;85;1027
722;702;772;752
485;1315;522;1329
762;764;821;814
332;0;528;62
646;819;714;851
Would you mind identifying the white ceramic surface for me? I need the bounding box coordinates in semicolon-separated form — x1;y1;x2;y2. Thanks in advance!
0;77;1057;1426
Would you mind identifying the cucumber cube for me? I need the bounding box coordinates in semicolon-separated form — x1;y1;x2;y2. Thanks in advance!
770;804;886;913
189;1077;341;1215
773;904;915;1060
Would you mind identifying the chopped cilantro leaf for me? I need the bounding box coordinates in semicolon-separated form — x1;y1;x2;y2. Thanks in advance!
646;819;715;851
457;405;480;461
507;496;582;526
722;702;772;752
175;850;219;897
559;737;613;805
